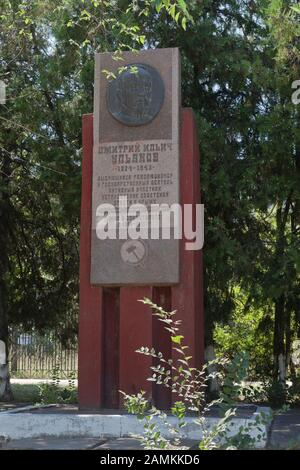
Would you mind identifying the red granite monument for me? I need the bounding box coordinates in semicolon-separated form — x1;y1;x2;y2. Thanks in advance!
78;48;204;409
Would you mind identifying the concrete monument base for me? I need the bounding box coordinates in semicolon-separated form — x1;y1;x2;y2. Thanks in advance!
0;405;271;449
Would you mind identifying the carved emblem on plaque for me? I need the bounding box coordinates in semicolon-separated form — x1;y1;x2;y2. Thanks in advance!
121;240;147;265
107;63;165;126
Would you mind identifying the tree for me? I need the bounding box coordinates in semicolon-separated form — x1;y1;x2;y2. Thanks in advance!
133;0;300;382
0;0;192;398
1;0;299;399
266;0;300;382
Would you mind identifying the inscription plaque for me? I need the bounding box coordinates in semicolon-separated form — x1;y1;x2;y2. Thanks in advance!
92;48;180;285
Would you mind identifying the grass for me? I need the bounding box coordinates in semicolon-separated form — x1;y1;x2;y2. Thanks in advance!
11;383;40;403
1;382;78;406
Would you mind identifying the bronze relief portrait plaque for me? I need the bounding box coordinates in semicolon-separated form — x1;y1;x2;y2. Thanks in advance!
107;63;165;127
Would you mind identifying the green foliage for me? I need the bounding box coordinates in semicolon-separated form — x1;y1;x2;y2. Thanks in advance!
263;379;287;407
38;363;77;404
214;287;273;379
10;383;40;403
267;0;300;73
0;1;193;372
0;0;300;390
220;410;273;450
219;352;249;409
122;299;273;450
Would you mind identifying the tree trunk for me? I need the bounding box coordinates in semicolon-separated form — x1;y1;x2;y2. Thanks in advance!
273;294;286;383
0;150;13;400
272;198;291;384
0;283;12;400
205;344;219;394
285;306;291;373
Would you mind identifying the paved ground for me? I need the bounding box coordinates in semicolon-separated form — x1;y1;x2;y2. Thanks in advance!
4;437;106;450
2;437;196;450
1;400;300;449
4;428;299;450
0;402;28;412
268;409;300;449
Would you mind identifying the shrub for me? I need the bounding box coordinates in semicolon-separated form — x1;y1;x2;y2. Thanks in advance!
121;298;273;450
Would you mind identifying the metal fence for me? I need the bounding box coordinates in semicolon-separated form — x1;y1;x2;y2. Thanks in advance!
9;330;78;378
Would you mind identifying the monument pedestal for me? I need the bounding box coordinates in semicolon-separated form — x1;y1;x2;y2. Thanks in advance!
78;109;204;409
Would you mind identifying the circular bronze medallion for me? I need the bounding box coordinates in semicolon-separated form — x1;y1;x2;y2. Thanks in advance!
107;63;165;126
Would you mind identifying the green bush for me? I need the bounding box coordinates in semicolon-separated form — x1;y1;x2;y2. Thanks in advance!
10;383;40;403
121;298;274;450
38;365;77;404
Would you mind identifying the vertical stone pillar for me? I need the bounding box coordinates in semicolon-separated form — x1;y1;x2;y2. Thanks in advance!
78;49;204;410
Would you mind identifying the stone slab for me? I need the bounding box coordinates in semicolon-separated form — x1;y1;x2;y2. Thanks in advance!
91;48;180;286
268;409;300;449
0;406;271;448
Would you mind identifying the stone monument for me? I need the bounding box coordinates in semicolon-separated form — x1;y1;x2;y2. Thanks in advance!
91;49;180;285
78;48;204;409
